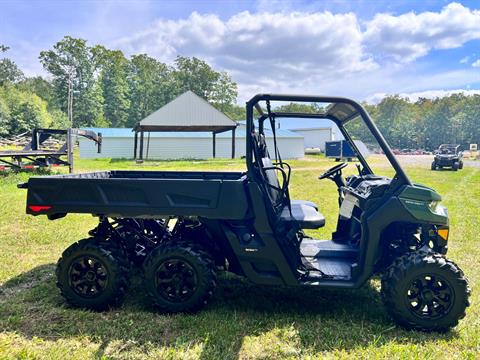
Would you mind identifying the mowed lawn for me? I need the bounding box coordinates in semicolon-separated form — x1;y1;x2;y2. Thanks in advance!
0;155;479;359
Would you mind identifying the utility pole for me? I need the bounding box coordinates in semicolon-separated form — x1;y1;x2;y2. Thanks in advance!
67;72;73;127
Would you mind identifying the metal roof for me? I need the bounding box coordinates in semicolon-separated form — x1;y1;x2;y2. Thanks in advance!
135;91;237;132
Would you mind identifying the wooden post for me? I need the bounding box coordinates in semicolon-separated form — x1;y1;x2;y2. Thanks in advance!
139;130;144;162
133;131;138;159
231;128;236;159
97;132;102;154
146;132;150;159
31;129;38;151
212;132;216;158
67;128;74;173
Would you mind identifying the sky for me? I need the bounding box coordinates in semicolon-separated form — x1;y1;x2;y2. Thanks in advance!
0;0;479;103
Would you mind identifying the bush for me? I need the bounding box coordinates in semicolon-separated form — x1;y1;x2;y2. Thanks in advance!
0;85;53;135
0;97;9;136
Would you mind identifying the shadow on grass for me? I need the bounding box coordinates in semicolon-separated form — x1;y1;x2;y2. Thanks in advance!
0;167;54;178
0;264;458;359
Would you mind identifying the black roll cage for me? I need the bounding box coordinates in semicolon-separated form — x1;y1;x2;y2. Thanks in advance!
246;94;412;186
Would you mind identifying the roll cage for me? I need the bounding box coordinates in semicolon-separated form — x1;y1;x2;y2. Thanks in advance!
245;94;412;188
437;144;461;155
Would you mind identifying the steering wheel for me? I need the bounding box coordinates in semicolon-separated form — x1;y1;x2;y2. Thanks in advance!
318;162;348;180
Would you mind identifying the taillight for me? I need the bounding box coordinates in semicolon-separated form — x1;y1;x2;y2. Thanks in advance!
28;205;52;212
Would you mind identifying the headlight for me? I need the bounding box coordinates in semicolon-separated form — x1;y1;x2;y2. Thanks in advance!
428;200;439;212
429;201;447;216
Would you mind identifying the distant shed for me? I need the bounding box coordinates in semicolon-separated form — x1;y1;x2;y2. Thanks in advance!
265;118;343;151
79;124;304;160
133;91;237;159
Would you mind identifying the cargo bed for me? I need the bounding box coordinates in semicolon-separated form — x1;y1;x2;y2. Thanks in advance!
22;170;250;219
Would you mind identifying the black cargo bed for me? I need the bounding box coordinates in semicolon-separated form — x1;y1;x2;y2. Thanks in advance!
23;170;249;219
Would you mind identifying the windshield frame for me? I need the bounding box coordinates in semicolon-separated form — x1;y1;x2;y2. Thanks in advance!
246;94;412;186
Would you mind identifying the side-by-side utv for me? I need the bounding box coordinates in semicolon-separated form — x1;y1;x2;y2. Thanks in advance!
431;144;463;171
20;94;470;331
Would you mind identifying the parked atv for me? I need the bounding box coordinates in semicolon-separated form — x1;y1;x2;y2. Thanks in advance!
20;94;470;332
431;144;463;171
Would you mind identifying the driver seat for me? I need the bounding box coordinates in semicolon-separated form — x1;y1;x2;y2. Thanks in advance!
261;157;325;229
280;203;325;229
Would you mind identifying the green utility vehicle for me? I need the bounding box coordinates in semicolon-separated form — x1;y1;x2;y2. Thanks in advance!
432;144;463;171
21;94;470;331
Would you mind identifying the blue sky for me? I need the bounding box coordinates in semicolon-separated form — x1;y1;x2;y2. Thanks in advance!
1;0;479;103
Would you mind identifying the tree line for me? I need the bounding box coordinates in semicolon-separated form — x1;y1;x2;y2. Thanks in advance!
1;36;479;150
275;95;480;150
0;36;242;136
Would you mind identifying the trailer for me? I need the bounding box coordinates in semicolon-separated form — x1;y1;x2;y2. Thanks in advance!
325;140;356;161
0;128;101;173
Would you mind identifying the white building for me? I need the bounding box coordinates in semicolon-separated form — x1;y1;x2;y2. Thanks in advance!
79;91;305;160
79;124;305;160
273;118;343;151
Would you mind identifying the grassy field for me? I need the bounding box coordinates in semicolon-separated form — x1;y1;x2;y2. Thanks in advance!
0;155;478;359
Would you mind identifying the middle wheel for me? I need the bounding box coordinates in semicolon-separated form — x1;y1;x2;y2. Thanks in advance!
143;243;217;313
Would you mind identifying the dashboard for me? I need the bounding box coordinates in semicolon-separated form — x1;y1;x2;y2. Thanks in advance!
344;174;392;201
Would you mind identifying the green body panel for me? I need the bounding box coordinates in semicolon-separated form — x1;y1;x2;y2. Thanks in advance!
398;185;448;225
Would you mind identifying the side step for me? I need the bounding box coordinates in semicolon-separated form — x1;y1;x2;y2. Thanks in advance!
300;239;358;259
301;257;353;281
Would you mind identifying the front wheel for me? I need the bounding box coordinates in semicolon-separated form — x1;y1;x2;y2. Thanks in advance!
143;243;216;313
453;162;459;171
431;162;436;171
381;251;470;332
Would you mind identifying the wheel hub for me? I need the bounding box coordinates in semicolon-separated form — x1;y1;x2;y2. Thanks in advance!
68;255;109;298
85;270;96;281
155;258;198;303
407;274;454;319
422;289;435;302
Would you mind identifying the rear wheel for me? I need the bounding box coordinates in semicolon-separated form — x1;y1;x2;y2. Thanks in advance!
143;243;216;312
56;238;130;310
381;251;470;332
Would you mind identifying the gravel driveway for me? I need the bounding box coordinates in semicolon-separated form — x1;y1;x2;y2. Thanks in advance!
396;155;480;168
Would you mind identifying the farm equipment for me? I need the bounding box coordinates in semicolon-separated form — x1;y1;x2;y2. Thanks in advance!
431;144;463;171
20;94;470;332
0;128;101;173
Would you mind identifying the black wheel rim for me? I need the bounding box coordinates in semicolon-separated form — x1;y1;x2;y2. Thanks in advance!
406;273;454;319
68;256;109;298
155;258;198;303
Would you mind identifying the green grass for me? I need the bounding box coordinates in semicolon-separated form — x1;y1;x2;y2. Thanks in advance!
0;155;479;359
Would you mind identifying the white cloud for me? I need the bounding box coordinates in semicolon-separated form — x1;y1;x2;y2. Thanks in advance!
115;10;378;89
111;3;480;103
473;59;480;67
364;2;480;62
460;56;470;64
